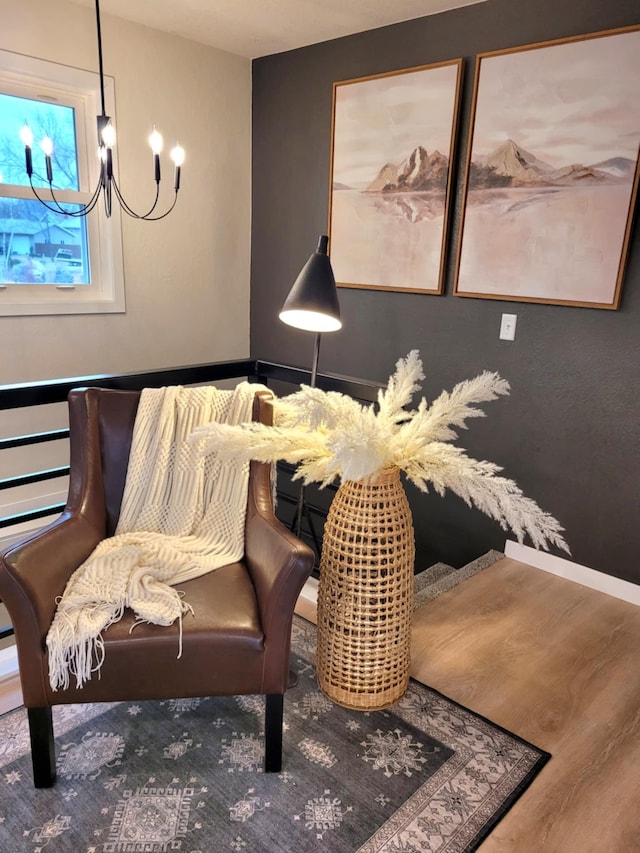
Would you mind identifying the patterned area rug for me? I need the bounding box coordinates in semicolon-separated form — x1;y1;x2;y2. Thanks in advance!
0;608;548;853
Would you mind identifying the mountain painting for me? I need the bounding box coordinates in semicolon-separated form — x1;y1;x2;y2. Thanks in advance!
454;26;640;309
328;60;462;293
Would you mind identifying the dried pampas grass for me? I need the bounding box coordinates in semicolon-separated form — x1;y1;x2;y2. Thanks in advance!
192;351;569;553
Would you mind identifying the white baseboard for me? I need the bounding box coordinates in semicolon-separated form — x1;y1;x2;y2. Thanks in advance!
0;646;21;715
299;576;318;605
504;540;640;607
0;675;22;716
0;644;18;680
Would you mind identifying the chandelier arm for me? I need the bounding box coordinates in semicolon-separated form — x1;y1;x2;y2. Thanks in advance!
27;176;101;217
27;178;72;215
110;175;147;218
111;174;161;219
111;186;178;221
137;192;180;221
79;191;104;216
22;0;182;223
30;174;95;215
80;175;106;214
50;176;104;217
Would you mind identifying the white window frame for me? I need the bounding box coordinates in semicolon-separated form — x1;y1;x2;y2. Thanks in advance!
0;49;125;316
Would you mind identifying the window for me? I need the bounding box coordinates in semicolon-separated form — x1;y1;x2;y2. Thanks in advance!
0;49;124;315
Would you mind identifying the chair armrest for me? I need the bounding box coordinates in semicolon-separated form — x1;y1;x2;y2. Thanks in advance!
0;387;112;644
0;512;104;642
244;461;314;641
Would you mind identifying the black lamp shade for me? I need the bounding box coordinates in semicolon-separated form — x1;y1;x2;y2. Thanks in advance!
279;235;342;333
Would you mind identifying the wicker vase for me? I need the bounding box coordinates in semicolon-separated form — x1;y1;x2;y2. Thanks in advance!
316;466;415;711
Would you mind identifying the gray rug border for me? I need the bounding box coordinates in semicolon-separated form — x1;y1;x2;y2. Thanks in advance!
288;614;550;853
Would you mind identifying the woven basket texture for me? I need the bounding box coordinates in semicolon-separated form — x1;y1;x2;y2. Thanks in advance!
317;466;415;710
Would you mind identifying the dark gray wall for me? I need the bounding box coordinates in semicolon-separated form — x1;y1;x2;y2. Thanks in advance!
251;0;640;583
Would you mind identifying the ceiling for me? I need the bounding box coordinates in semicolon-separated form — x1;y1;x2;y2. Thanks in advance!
66;0;486;59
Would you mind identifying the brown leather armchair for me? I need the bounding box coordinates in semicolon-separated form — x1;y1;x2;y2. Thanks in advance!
0;387;314;787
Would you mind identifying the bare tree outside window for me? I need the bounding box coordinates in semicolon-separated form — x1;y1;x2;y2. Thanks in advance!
0;93;89;285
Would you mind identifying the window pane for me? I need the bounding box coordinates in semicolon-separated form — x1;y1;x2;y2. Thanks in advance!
0;197;90;285
0;93;79;190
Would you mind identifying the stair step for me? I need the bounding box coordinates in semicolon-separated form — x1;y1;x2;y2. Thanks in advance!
413;550;503;610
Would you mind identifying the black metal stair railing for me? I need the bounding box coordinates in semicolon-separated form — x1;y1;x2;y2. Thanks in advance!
0;358;383;642
0;359;256;531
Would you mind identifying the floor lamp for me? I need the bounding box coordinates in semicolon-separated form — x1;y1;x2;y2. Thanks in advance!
279;234;342;546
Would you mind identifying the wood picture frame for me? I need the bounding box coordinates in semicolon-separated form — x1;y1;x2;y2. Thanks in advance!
454;26;640;310
328;60;463;294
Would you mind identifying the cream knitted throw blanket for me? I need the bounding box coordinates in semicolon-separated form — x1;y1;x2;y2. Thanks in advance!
46;381;267;691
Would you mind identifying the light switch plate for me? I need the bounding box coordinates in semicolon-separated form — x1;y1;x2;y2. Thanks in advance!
500;313;517;341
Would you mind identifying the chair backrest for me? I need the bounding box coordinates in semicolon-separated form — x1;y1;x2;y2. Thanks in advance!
97;389;141;536
68;387;271;538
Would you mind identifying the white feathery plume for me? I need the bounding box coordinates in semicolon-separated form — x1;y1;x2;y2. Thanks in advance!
277;386;366;431
418;371;511;442
377;349;425;425
190;421;331;469
326;404;390;482
402;442;568;552
190;351;569;554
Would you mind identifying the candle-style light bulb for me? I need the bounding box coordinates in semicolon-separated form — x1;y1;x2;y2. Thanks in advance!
20;123;33;147
101;122;116;148
149;126;163;155
99;123;116;181
170;144;185;167
170;143;185;191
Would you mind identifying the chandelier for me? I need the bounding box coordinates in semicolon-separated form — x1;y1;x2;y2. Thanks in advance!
19;0;184;220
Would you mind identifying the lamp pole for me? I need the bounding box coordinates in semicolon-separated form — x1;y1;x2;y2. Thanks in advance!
291;330;323;543
279;235;342;550
310;332;321;387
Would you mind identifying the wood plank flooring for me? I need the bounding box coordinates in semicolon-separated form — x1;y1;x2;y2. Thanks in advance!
409;556;640;853
296;555;640;851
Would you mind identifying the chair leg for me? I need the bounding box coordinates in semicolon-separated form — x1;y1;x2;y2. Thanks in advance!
264;694;283;773
27;707;56;788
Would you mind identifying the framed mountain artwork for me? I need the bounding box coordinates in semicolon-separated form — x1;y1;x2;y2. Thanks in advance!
454;26;640;309
328;60;463;294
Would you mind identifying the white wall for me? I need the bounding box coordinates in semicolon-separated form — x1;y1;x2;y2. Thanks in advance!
0;0;252;384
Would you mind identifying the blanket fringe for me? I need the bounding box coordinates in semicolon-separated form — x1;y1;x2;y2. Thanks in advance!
47;601;125;691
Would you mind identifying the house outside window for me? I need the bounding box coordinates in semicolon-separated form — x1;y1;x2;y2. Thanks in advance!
0;49;124;315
